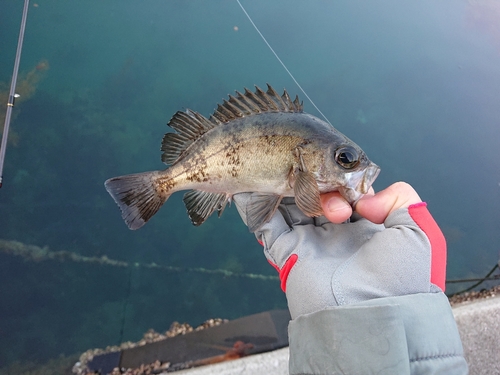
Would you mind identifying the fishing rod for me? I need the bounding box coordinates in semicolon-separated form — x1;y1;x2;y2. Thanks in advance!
0;0;30;188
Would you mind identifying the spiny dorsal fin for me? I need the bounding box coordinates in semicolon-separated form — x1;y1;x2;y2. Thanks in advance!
161;109;215;165
213;83;303;124
162;85;303;164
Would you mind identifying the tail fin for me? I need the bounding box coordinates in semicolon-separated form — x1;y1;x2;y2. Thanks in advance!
104;171;169;230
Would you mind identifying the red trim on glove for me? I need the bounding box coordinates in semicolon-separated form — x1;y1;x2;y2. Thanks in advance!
279;254;298;292
408;202;447;291
267;259;280;273
267;254;298;293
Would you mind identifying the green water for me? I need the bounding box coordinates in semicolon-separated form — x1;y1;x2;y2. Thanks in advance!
1;0;499;368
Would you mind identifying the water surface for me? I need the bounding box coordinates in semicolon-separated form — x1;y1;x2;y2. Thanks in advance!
0;0;499;367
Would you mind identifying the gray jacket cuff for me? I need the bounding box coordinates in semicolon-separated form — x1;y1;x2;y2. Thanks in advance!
288;292;468;375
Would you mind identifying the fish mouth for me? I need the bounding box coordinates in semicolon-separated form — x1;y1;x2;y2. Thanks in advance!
339;163;380;204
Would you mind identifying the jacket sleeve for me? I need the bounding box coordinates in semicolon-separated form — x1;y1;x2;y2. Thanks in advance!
288;292;468;375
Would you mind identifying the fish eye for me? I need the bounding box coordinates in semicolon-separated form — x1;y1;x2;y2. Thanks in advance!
335;146;360;169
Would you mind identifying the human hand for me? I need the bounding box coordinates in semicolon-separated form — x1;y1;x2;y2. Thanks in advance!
320;181;422;224
233;182;446;319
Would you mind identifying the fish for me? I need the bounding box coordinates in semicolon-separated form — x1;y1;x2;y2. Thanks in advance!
104;84;380;232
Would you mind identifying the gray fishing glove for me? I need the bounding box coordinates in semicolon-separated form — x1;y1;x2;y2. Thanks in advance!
233;194;446;319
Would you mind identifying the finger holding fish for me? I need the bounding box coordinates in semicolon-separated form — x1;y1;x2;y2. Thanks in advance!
320;183;422;225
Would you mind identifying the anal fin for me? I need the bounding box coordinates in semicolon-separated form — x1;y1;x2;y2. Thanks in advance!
183;190;229;226
294;171;323;217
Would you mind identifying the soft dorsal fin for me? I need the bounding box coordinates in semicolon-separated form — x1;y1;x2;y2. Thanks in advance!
161;84;303;165
161;109;216;164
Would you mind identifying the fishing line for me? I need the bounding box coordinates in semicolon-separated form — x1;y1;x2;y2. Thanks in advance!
235;0;500;298
0;0;30;188
235;0;332;126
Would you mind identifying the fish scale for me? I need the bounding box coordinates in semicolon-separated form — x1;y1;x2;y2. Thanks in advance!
105;84;380;232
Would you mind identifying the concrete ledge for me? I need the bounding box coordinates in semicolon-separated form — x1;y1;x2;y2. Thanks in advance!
174;347;289;375
172;296;500;375
453;295;500;375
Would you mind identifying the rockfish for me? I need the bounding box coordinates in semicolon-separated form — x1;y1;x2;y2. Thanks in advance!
105;84;380;232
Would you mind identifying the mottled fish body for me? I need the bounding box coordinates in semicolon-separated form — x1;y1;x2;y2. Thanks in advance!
105;85;380;232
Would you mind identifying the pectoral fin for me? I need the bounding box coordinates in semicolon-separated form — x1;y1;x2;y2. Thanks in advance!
245;193;283;232
294;171;323;217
